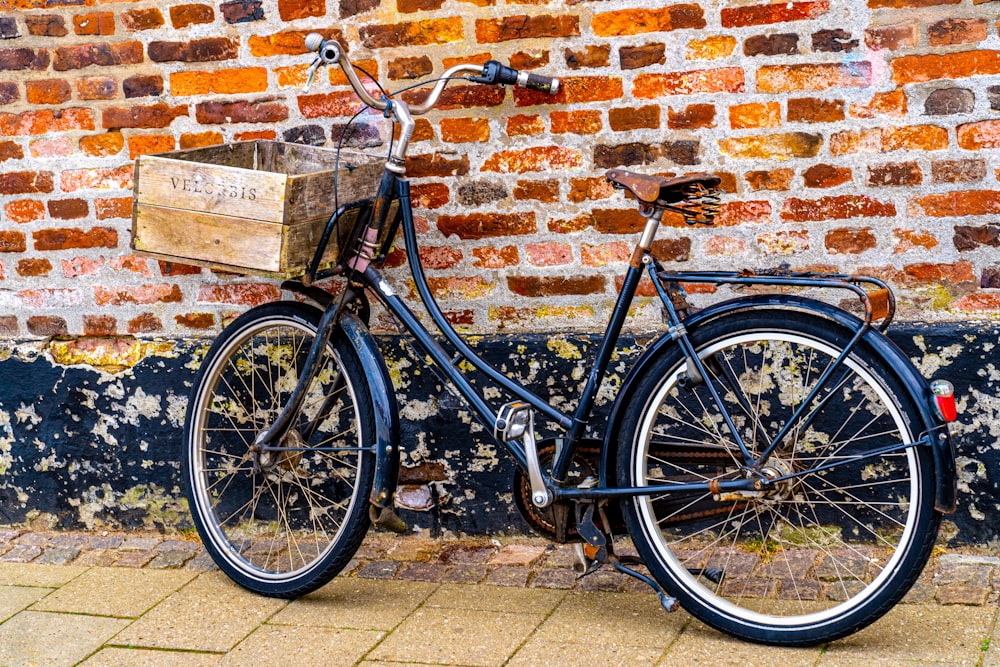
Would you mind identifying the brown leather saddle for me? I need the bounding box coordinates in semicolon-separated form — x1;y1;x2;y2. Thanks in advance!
605;169;721;205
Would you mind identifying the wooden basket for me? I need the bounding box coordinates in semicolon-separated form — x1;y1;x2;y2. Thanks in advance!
131;141;384;277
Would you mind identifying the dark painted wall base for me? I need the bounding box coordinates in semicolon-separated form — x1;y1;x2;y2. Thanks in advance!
0;323;996;545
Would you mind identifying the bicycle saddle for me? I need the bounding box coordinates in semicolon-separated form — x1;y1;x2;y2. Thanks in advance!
605;169;721;204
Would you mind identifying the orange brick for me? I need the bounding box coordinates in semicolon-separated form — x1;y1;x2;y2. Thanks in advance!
507;114;545;136
5;200;45;224
915;190;1000;217
893;229;938;253
891;50;1000;85
633;68;744;97
514;76;623;106
830;126;949;155
482;146;584;173
248;28;344;57
171;68;268;96
591;5;704;37
128;134;175;159
550;110;602;135
180;131;224;149
757;63;871;93
686;35;736;60
729;102;781;129
849;90;907;119
721;1;829;27
719;132;822;160
782;195;895;221
440;117;490;143
957;120;1000;150
79;132;124;157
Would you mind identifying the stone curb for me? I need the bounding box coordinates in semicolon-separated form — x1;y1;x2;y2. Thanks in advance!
1;527;997;605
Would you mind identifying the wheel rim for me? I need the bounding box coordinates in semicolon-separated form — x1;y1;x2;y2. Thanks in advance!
189;317;365;582
633;331;920;628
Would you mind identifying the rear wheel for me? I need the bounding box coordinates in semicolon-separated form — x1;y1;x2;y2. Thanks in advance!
618;308;939;645
183;301;375;598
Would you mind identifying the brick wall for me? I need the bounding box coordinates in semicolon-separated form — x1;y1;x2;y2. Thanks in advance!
0;0;999;337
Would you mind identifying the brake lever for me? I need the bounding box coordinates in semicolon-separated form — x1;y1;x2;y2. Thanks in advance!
303;57;322;93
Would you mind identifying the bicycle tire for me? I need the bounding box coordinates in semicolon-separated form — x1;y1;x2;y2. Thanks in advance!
617;307;939;646
183;301;376;598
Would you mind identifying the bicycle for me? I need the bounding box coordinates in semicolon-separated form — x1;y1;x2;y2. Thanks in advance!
181;33;959;646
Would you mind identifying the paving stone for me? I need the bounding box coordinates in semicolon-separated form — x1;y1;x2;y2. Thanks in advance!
113;572;287;652
357;560;399;579
148;549;198;569
663;621;820;665
120;537;163;552
440;564;488;583
184;551;219;572
531;567;577;589
0;545;41;563
369;606;544;667
424;583;565;614
485;566;531;587
35;547;80;565
540;544;580;568
79;647;220;666
48;534;90;549
0;611;129;667
73;548;118;567
270;577;436;631
218;624;382;666
88;535;125;550
0;562;88;587
574;569;628;592
114;550;156;568
533;591;685;649
489;544;548;566
32;567;195;618
0;585;51;620
396;561;446;582
13;532;52;547
437;542;497;565
508;639;664;667
384;538;441;562
0;529;25;544
154;540;201;554
936;583;990;606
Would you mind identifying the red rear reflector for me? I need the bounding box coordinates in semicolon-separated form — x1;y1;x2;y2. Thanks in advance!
930;379;957;423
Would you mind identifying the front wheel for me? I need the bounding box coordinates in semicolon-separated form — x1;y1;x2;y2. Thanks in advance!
183;301;376;598
617;308;939;646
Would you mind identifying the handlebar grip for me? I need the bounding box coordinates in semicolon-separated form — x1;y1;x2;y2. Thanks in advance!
304;32;324;52
519;71;560;95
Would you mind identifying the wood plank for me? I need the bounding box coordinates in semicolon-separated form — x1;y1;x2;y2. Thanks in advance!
133;204;285;273
135;154;287;223
284;158;383;223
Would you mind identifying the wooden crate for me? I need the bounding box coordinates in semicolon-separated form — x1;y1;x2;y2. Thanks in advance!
131;141;384;277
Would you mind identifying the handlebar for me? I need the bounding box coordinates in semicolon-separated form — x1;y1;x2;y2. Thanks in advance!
304;33;560;114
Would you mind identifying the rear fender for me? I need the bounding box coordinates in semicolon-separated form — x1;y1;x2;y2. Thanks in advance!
601;295;956;513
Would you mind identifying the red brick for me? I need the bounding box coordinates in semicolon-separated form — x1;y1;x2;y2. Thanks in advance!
729;102;781;129
158;260;202;276
196;99;288;124
592;208;646;234
279;0;324;21
868;161;921;187
407;153;469;178
899;262;975;286
803;164;852;188
175;313;215;330
47;198;88;220
110;255;154;276
551;110;602;135
0;171;54;195
514;179;559;202
79;132;124;157
508;275;605;297
757;230;810;255
510;51;548;70
620;43;665;70
60;165;132;192
715;201;772;226
825;227;877;253
411;183;449;209
0;139;22;162
482;146;583;173
746;169;794;191
611;105;660;131
437;212;536;239
25;79;71;105
653;238;692;262
73;12;115;36
893;229;938;253
33;226;117;250
719;133;822;160
869;0;959;7
581;242;630;267
667;104;715;129
196;283;278;306
915;190;1000;217
299;91;367;118
0;47;50;72
148;38;238;63
102;103;187;130
865;24;918;51
440;117;490;143
0;109;95;136
62;256;104;278
758;62;870;93
124;75;163;99
53;41;143;71
415;246;461;269
472;245;519;268
5;200;45;224
25;15;68;37
951;294;1000;313
932;159;986;184
27;316;68;337
892;50;1000;85
388;56;433;80
83;315;116;337
787;97;844;123
523;242;571;267
360;18;464;48
93;284;181;307
121;7;164;31
633;68;744;97
929;18;987;46
565;45;610;70
234;130;276;141
16;258;52;277
568;177;614;203
744;33;799;57
476;15;578;42
782;195;895;221
721;1;828;27
592;5;704;37
221;0;263;23
0;82;17;106
958;120;1000;150
29;137;73;159
0;231;27;252
76;77;117;100
128;313;162;334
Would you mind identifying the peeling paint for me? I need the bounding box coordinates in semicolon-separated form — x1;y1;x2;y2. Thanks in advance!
48;338;177;373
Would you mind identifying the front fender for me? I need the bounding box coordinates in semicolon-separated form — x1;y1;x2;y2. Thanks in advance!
339;312;400;509
601;295;956;513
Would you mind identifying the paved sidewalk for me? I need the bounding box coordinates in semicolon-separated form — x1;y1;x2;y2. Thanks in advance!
1;530;998;666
